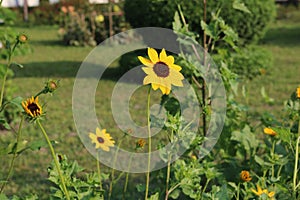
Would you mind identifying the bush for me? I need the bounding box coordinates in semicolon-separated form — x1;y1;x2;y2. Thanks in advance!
229;46;273;80
124;0;276;44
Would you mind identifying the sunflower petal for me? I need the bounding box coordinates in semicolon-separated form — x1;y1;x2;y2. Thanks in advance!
163;55;174;66
142;67;154;75
170;64;182;71
151;83;159;90
138;56;153;67
148;48;159;63
159;48;167;61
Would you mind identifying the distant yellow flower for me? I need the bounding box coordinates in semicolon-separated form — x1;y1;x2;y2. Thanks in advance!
138;48;184;95
264;127;276;136
89;128;115;151
61;6;67;13
95;14;104;23
22;96;42;118
251;185;275;198
240;170;252;182
297;87;300;98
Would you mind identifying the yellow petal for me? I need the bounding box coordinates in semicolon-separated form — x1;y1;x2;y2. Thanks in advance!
148;48;159;63
268;191;275;198
142;67;154;75
151;83;159;90
159;48;167;61
143;75;152;85
163;55;174;66
138;56;153;67
170;64;182;71
159;85;168;95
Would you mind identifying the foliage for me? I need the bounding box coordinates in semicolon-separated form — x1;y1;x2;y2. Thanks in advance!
124;0;276;45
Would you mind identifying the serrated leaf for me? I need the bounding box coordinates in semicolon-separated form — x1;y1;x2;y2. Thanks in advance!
233;0;251;14
172;11;182;32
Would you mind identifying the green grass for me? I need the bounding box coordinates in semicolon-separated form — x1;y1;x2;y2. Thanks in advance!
0;7;300;198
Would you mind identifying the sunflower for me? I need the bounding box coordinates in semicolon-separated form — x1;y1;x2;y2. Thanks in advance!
297;87;300;98
240;170;252;182
251;185;275;198
89;128;115;152
264;127;276;136
22;96;42;118
138;48;184;95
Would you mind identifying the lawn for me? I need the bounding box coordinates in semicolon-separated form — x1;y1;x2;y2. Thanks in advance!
0;6;300;198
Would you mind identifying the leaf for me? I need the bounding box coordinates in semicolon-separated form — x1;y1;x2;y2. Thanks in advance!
169;188;180;199
0;118;11;129
8;96;23;111
201;20;216;39
136;183;145;192
231;125;258;152
172;11;182;32
28;140;47;151
233;0;251;14
149;192;159;200
11;62;24;68
254;155;272;167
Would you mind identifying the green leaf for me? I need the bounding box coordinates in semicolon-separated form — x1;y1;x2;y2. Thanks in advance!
0;118;11;129
172;11;182;32
254;155;273;167
28;140;47;151
149;192;159;200
169;188;180;199
136;183;145;192
233;0;251;14
201;20;216;39
8;96;23;111
11;62;24;68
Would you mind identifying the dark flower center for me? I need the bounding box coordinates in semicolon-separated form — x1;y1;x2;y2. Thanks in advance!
97;137;105;143
28;103;39;114
153;62;169;78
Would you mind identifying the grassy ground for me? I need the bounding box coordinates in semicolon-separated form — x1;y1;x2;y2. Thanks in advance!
0;6;299;198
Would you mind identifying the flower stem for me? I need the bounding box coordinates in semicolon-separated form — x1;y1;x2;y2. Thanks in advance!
0;41;18;107
293;136;300;192
123;154;133;200
145;87;151;200
96;153;103;198
271;140;276;179
0;116;24;193
164;153;171;200
108;139;123;200
236;182;241;200
37;119;70;200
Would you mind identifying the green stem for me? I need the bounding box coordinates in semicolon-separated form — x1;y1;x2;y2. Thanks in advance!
293;136;300;192
0;41;18;107
37;120;70;200
271;140;276;179
96;153;103;198
108;139;123;200
236;182;240;200
201;178;210;199
165;130;173;200
0;116;24;193
145;87;151;200
123;154;133;200
167;183;181;197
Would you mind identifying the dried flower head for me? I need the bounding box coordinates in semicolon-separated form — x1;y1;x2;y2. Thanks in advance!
136;139;146;149
240;170;252;182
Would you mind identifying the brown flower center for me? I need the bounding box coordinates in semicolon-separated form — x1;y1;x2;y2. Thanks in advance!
28;103;40;115
97;137;105;143
153;62;169;78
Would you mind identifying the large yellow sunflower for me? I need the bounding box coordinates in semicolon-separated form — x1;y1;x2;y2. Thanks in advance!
22;96;42;118
138;48;184;95
89;128;115;152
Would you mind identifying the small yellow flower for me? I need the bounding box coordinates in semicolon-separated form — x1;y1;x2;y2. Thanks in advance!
297;87;300;98
18;34;28;43
138;48;184;95
251;185;275;199
89;128;115;152
22;96;42;118
136;139;146;149
264;127;276;136
240;170;252;182
95;14;104;23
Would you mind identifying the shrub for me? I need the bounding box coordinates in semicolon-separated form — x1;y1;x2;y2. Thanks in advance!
124;0;276;44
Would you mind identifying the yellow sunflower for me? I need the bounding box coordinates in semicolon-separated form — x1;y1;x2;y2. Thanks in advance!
251;185;275;199
264;127;276;136
89;128;115;152
22;96;42;118
297;87;300;98
138;48;184;95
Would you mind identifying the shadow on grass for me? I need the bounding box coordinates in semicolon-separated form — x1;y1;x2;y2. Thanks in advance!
262;25;300;47
11;61;141;82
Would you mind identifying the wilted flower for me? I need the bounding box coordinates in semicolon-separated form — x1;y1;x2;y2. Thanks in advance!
136;139;146;149
89;128;115;152
138;48;184;95
240;170;252;182
18;34;28;43
264;127;276;136
22;96;42;119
